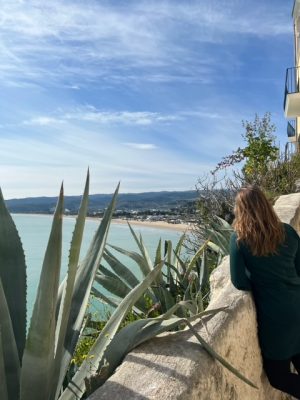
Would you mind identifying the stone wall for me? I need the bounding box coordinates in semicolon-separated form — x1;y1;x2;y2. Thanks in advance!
88;193;300;400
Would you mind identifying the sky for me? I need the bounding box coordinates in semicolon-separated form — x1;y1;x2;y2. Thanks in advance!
0;0;295;198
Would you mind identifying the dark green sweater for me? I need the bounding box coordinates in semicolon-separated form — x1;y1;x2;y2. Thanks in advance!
230;223;300;360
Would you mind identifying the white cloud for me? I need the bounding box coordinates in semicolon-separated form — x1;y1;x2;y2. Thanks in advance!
0;0;291;87
123;143;157;150
23;116;64;126
21;108;181;127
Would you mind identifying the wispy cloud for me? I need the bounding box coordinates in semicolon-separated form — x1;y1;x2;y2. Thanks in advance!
23;116;65;126
22;107;181;126
0;0;291;88
123;143;157;150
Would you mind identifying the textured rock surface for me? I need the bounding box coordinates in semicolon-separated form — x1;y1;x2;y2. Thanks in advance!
88;194;300;400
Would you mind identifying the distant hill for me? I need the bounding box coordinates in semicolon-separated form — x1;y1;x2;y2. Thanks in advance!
5;190;198;214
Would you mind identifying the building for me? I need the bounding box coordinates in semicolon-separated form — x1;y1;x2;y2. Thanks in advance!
284;0;300;150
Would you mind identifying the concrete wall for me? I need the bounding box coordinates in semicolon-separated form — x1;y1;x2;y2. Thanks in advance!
88;193;300;400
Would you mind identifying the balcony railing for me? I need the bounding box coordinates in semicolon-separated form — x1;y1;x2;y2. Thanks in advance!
287;120;296;137
284;67;300;110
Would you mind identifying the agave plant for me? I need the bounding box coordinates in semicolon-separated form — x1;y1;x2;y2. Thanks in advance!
0;173;165;400
205;216;234;260
93;223;209;318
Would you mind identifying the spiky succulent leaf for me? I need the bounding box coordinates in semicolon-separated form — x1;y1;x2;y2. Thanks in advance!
184;241;208;279
103;249;139;288
88;303;229;392
108;244;150;278
91;287;120;309
51;171;90;399
0;279;20;400
199;251;209;290
127;223;153;273
0;331;9;400
206;241;224;255
59;262;164;400
0;188;26;362
95;272;148;314
185;320;258;389
206;228;229;255
173;233;186;264
21;185;64;400
57;184;119;394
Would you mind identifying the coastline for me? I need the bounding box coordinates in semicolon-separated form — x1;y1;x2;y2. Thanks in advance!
12;213;192;233
110;218;192;232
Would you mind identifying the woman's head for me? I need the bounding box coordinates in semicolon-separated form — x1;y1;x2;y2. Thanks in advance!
233;185;285;256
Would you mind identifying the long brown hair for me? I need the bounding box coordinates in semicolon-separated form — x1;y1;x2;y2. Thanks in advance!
233;185;285;256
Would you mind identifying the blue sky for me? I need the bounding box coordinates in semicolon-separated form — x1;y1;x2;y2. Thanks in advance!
0;0;295;198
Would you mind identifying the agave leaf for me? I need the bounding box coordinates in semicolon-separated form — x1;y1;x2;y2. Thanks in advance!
95;273;130;298
98;263;120;279
91;287;120;309
59;262;164;400
154;238;162;267
184;241;208;279
0;278;20;400
171;252;187;277
173;234;186;265
154;286;175;313
0;188;26;362
206;228;229;255
51;171;90;399
91;288;144;317
199;251;209;290
21;185;64;400
127;223;153;272
185;320;258;389
57;184;119;395
103;249;139;288
95;274;148;313
215;216;232;230
88;303;228;391
206;241;224;255
0;330;8;400
108;244;150;278
165;240;172;266
214;217;233;241
160;262;181;281
90;317;187;390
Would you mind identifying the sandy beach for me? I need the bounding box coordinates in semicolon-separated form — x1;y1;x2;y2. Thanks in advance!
110;218;192;232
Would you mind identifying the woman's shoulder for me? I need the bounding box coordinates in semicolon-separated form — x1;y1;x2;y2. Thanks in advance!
283;223;299;238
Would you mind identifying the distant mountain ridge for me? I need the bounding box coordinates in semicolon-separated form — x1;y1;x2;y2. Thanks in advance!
6;190;198;213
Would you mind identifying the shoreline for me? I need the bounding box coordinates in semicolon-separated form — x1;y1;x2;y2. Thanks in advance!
12;213;192;233
110;218;191;232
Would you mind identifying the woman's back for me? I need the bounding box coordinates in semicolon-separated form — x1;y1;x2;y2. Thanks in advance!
236;223;300;289
230;222;300;359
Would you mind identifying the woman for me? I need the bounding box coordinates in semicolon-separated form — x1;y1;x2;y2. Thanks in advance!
230;185;300;399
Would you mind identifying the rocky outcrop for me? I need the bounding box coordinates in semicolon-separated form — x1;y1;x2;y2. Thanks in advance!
88;194;300;400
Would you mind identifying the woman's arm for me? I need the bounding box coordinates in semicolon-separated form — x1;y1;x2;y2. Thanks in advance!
229;233;252;291
294;233;300;277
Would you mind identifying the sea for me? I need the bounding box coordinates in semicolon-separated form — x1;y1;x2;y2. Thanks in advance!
12;214;184;321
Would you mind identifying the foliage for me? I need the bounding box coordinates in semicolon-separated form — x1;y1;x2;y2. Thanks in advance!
213;112;279;184
257;150;300;199
93;223;209;317
0;174;163;400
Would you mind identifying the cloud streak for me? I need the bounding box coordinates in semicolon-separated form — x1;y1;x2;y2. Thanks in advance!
123;143;157;150
0;0;292;88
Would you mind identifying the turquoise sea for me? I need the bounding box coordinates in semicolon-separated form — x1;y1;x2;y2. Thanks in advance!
12;214;183;320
